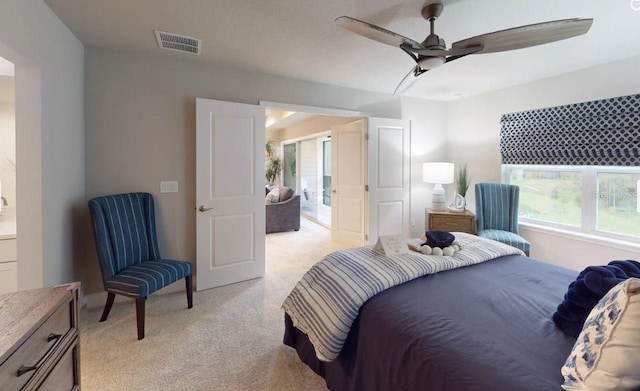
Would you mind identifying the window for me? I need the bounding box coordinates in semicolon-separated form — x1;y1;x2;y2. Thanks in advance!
597;171;640;237
503;165;640;241
322;139;331;207
283;143;296;189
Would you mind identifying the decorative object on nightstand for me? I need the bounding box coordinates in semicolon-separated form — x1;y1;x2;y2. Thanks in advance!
423;162;454;212
426;208;476;234
449;163;470;212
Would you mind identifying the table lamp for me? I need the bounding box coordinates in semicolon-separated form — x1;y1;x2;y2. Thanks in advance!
423;162;454;212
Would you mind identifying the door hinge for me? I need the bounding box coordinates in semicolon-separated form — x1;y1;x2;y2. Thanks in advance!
365;185;369;192
365;132;369;141
365;234;368;242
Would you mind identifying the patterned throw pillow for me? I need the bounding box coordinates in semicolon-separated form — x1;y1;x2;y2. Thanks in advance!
561;278;640;390
265;187;280;204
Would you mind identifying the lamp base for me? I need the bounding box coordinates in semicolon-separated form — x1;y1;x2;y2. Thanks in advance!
431;188;447;212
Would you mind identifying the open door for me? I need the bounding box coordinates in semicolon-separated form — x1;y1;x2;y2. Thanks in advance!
331;119;366;246
195;98;265;291
330;117;410;246
368;118;411;243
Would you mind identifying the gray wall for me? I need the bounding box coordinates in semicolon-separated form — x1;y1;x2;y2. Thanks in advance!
84;47;448;295
0;0;84;289
447;54;640;270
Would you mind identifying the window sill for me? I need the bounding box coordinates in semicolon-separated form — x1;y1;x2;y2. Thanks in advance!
518;222;640;254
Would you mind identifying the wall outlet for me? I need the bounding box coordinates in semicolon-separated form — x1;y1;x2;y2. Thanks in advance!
411;217;416;227
160;181;179;193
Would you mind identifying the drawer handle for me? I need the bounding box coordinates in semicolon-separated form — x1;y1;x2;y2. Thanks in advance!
47;333;62;342
16;333;64;377
17;365;38;377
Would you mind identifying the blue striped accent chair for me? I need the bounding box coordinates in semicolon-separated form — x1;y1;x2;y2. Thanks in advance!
88;192;193;340
475;183;531;256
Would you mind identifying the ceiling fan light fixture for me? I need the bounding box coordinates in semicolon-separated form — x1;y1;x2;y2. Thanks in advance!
418;56;445;70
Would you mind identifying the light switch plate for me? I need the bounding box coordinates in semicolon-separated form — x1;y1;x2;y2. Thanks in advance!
160;181;179;193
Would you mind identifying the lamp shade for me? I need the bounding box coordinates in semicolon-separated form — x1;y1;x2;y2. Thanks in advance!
422;162;454;184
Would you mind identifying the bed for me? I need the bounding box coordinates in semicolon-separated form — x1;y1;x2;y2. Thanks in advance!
282;235;579;391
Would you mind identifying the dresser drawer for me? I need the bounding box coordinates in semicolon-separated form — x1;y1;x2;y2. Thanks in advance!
0;295;73;390
430;215;473;232
426;208;476;235
37;339;79;391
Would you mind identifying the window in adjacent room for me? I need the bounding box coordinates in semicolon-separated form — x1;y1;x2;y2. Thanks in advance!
322;139;331;207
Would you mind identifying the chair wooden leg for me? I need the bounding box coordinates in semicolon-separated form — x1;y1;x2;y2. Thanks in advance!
136;297;146;340
185;275;193;309
100;292;116;322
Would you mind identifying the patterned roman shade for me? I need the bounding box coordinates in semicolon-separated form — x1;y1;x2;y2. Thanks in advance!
500;94;640;166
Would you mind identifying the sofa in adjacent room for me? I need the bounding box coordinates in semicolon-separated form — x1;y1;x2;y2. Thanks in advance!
265;185;301;234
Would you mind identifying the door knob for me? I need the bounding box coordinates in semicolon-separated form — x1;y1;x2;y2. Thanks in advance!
198;205;213;212
332;190;337;193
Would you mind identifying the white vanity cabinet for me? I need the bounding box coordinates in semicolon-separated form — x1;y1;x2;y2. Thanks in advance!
0;238;17;294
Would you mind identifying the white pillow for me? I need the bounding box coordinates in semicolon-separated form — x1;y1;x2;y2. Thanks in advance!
561;277;640;391
265;187;280;204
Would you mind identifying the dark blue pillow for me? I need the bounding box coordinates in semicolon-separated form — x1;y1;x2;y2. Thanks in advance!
553;260;640;338
423;230;455;248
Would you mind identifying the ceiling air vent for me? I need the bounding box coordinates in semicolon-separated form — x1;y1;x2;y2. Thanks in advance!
154;30;201;55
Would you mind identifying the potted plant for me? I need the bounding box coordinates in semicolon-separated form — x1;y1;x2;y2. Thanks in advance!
456;163;470;197
452;163;470;211
265;141;283;184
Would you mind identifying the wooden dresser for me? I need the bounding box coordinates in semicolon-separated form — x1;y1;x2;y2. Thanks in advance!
0;282;80;390
425;208;476;234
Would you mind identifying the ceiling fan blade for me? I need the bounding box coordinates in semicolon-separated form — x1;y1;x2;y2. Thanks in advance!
452;18;593;54
336;16;423;50
393;66;427;95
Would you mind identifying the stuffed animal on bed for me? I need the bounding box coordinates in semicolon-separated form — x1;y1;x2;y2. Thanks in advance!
553;260;640;338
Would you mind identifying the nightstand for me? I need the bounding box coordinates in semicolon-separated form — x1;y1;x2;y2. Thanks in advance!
425;208;476;234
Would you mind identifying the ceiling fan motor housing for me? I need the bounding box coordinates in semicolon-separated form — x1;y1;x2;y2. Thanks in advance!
418;33;446;69
422;33;445;50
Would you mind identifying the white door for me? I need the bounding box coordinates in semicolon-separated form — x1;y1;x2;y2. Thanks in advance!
368;118;411;243
195;98;265;291
331;119;366;246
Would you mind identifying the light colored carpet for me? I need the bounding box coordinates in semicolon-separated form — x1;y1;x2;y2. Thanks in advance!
79;218;350;391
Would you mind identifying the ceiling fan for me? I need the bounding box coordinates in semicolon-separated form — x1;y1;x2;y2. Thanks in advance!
336;2;593;95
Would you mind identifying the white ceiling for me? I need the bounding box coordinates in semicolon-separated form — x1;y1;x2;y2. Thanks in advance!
43;0;640;102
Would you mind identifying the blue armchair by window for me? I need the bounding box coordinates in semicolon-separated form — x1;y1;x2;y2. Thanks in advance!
88;192;193;340
475;183;531;256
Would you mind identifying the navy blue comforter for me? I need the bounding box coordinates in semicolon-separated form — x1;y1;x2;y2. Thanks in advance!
284;255;577;391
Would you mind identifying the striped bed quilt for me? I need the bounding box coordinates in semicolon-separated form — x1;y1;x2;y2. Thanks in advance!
282;233;523;362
